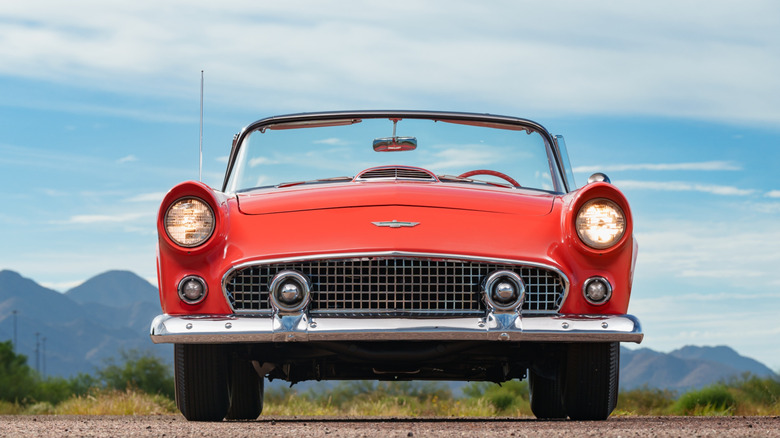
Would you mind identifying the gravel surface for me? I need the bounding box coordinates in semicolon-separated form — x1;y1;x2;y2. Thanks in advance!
1;415;778;437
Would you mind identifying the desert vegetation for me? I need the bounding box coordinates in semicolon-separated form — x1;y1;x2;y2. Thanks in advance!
1;340;778;416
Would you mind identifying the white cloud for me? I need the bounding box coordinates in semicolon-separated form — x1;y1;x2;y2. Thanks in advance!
314;138;345;145
124;192;166;203
40;280;84;291
766;190;780;198
630;294;780;370
0;246;158;294
617;180;756;196
0;1;779;125
116;154;138;164
422;145;505;171
64;212;148;224
634;219;780;291
678;269;765;279
249;157;277;167
573;161;741;173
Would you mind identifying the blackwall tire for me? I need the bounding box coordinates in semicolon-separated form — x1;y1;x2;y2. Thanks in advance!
174;344;230;422
529;369;567;419
562;342;620;421
225;358;264;420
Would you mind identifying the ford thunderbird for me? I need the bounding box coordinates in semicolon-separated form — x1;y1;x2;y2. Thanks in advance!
150;110;643;421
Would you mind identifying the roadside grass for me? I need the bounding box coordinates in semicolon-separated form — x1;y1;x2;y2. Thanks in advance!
1;372;778;417
0;390;177;416
54;389;177;415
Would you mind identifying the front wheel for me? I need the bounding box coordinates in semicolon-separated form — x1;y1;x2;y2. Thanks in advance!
225;357;264;420
562;342;620;421
174;344;230;421
529;368;566;419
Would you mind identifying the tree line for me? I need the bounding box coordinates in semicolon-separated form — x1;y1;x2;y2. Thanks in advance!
2;339;778;416
0;340;173;406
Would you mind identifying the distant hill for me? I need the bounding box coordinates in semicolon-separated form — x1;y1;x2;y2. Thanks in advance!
1;269;777;391
671;345;774;377
0;270;168;377
66;270;159;307
620;345;776;391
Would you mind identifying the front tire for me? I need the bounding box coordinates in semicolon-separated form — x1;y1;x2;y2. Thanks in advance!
529;368;566;419
174;344;230;421
225;357;264;420
562;342;620;421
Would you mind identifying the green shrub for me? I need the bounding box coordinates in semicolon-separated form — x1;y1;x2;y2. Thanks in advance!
616;385;676;415
0;341;37;403
26;401;55;415
672;384;737;415
728;373;780;406
462;380;530;413
98;349;174;399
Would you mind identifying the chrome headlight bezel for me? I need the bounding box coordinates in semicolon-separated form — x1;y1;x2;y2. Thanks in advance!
575;198;626;250
164;197;216;248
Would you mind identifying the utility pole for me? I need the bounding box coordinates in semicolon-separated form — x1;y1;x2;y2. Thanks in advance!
12;310;17;351
42;337;47;378
35;332;40;374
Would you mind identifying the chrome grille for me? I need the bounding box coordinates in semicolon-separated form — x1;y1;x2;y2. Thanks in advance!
224;257;565;315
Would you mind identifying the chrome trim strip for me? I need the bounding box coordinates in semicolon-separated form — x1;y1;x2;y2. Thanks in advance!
221;251;570;314
150;313;643;344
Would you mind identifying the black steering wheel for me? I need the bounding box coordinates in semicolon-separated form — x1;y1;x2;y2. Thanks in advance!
458;170;520;187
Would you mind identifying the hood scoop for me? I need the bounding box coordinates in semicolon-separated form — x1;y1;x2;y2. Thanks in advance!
354;166;438;182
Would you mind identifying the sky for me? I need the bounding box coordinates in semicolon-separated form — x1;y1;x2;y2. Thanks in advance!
1;1;778;370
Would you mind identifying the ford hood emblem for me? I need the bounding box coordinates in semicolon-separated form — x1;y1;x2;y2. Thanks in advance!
372;220;420;228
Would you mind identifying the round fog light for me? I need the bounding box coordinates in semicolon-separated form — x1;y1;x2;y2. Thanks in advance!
178;276;207;304
279;282;301;303
583;277;612;305
483;270;526;311
270;270;311;312
495;282;516;301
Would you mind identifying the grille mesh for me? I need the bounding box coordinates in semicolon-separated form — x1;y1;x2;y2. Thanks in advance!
224;257;565;315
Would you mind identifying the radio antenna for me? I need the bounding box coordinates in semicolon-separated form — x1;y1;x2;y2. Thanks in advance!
199;70;204;182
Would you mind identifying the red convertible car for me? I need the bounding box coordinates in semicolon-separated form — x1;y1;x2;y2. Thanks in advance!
150;111;642;421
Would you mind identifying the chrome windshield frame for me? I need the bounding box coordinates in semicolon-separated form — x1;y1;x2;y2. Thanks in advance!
221;110;570;193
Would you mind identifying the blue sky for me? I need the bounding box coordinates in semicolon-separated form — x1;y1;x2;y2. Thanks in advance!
1;1;778;369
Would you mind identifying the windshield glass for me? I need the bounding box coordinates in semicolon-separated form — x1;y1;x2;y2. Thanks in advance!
225;117;562;193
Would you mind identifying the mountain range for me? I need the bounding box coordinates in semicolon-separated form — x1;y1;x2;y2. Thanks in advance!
0;269;169;377
0;269;776;391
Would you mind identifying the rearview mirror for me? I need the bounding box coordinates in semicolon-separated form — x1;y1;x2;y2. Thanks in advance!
373;137;418;152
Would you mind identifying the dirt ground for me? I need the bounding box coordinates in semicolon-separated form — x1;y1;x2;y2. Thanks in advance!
1;415;778;437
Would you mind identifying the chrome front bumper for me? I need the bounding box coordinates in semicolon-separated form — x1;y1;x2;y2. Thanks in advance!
150;313;643;344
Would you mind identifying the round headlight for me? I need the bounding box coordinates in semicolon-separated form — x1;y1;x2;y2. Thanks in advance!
575;198;626;249
164;197;215;248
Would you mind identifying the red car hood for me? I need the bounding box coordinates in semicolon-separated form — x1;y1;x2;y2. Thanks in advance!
236;182;555;216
